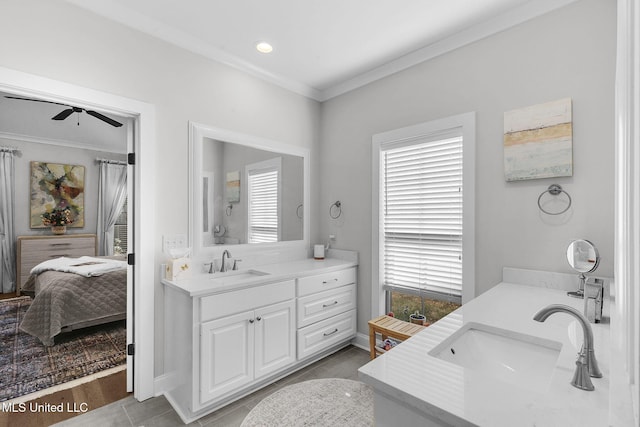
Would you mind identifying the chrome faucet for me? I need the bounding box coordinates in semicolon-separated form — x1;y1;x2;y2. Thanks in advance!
533;304;602;391
220;250;232;272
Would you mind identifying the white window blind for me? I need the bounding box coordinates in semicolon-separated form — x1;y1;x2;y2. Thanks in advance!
382;135;463;300
248;169;279;243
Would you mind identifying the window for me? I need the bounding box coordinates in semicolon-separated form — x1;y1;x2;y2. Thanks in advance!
372;113;475;320
113;197;127;255
246;158;281;243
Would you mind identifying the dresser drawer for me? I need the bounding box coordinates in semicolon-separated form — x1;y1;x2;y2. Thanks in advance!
297;267;356;297
16;235;97;290
20;236;96;256
297;309;356;360
200;280;295;322
297;283;356;328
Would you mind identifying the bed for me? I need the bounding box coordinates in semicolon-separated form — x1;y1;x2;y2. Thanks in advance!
19;256;127;346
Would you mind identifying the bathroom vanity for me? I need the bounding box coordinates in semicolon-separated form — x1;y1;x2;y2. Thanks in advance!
162;255;357;423
358;270;614;426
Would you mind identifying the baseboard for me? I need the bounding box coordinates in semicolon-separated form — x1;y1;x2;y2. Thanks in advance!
153;373;176;397
351;332;369;352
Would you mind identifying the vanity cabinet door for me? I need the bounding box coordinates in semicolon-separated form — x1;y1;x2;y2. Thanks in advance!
200;310;255;404
254;300;296;379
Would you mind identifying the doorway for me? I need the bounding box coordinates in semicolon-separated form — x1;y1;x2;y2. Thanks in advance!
0;65;156;404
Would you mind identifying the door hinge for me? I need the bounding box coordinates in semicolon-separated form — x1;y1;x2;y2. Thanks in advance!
127;343;135;356
127;253;135;265
128;152;135;165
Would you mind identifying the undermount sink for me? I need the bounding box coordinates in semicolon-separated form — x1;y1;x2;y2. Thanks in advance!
207;269;269;284
428;322;562;392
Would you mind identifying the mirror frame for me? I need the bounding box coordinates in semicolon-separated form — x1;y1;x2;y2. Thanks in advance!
188;121;310;257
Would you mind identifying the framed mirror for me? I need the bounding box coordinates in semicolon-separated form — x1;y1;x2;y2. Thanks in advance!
566;239;600;274
189;122;310;256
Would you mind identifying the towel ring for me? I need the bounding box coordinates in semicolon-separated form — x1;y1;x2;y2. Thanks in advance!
537;184;572;215
214;224;227;237
296;204;303;219
329;201;342;219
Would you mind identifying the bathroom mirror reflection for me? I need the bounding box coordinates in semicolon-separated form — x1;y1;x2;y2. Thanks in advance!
189;122;309;255
566;239;600;274
202;138;304;246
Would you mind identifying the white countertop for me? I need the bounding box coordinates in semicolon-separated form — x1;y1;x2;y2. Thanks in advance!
358;282;611;427
162;257;357;297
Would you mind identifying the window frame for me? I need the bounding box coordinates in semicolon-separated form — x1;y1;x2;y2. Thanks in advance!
244;157;282;244
371;112;476;318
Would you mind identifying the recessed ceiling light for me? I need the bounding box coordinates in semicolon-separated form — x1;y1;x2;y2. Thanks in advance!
256;42;273;54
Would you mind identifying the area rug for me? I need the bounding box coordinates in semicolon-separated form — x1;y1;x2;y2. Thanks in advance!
241;378;373;427
0;296;126;401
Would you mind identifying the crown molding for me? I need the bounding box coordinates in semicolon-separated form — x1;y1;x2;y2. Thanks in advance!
0;131;125;154
67;0;578;102
319;0;580;101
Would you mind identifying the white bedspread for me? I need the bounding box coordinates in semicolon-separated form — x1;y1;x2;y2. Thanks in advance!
30;256;127;277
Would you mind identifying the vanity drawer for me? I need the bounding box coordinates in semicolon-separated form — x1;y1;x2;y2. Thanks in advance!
200;280;295;322
297;284;356;328
297;267;356;297
297;309;356;360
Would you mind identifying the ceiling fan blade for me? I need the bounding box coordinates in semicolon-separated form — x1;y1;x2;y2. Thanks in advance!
85;110;123;127
5;95;71;107
52;108;75;121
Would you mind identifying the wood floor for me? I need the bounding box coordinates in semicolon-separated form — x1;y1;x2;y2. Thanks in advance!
0;369;129;427
0;292;18;301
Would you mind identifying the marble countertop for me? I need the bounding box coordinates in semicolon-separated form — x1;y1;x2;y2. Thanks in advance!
358;282;611;426
162;256;357;297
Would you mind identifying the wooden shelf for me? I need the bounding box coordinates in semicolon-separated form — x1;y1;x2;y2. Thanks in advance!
368;315;426;360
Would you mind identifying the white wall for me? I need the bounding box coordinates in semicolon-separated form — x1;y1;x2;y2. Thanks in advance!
319;0;616;333
0;0;321;376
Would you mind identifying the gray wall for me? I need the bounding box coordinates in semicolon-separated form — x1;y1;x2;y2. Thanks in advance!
0;136;126;238
319;0;616;333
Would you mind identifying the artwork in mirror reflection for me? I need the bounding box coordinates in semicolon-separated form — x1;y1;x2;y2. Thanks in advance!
202;137;304;246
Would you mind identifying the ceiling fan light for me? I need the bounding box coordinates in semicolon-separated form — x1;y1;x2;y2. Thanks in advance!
256;42;273;54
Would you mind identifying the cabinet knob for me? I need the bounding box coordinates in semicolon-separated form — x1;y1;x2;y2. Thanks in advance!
249;319;255;324
256;316;262;321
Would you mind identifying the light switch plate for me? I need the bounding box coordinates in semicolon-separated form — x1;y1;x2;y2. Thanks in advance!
163;234;188;255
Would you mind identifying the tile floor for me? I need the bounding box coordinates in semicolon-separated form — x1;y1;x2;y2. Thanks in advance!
53;345;371;427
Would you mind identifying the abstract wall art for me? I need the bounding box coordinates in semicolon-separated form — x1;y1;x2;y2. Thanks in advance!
30;161;85;228
504;98;573;181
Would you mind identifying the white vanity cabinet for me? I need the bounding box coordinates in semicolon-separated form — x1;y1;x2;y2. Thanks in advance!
296;267;357;360
198;280;295;406
162;257;358;424
200;298;295;403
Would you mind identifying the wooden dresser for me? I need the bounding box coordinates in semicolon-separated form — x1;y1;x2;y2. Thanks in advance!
16;234;97;295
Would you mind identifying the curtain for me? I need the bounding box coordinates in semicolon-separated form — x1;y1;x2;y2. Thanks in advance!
97;162;127;256
0;150;16;293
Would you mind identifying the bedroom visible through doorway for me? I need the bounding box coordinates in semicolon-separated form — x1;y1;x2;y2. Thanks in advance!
0;90;133;405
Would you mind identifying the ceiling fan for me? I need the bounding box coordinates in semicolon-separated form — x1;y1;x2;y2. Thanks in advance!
4;95;123;127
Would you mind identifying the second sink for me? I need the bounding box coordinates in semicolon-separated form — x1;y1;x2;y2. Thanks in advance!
428;322;562;392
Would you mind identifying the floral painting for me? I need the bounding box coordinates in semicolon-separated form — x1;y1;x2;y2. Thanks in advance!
504;98;573;181
30;161;85;228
